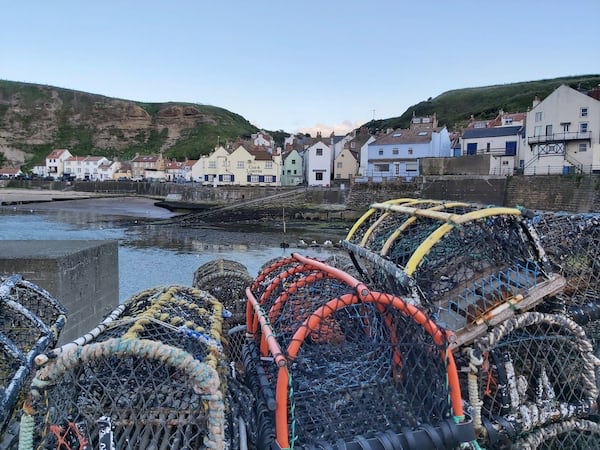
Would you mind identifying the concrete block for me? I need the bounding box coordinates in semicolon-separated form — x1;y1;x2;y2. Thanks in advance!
0;240;119;345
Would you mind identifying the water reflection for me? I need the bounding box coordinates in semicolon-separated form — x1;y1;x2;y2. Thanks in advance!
0;198;345;301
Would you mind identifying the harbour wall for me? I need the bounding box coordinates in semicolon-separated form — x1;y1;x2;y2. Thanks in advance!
0;240;119;345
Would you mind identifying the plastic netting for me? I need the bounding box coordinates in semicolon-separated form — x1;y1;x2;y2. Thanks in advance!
244;253;473;449
515;418;600;450
531;213;600;338
463;312;598;446
19;285;227;450
0;275;66;439
192;259;254;330
342;199;564;348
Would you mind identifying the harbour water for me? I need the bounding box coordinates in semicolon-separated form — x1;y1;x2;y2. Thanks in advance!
0;197;344;302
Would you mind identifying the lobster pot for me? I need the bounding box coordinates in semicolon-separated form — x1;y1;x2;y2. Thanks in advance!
531;213;600;344
192;259;254;329
515;419;600;450
245;254;472;450
91;285;226;376
0;275;66;437
342;200;565;349
18;285;235;450
465;312;598;448
20;338;224;450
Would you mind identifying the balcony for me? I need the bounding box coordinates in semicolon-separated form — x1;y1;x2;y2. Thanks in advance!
528;131;591;144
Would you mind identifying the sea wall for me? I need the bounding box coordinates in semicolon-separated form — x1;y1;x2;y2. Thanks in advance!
0;240;119;345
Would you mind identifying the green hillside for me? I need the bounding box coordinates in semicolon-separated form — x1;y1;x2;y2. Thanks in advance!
0;80;259;168
365;74;600;132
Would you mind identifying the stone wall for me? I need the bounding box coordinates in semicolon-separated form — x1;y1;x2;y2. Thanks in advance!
0;240;119;345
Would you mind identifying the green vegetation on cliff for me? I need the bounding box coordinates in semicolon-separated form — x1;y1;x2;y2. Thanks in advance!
0;80;258;168
365;74;600;131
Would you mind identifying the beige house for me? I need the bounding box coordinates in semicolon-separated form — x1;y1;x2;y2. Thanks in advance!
196;144;282;186
333;147;359;180
520;84;600;175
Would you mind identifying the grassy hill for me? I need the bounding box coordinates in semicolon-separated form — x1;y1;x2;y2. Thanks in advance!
364;74;600;132
0;80;259;169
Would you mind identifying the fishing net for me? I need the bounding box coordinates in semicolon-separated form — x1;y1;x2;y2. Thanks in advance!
341;199;565;348
192;259;254;330
530;213;600;339
515;418;600;450
244;253;474;449
19;285;227;450
0;275;66;440
463;311;598;447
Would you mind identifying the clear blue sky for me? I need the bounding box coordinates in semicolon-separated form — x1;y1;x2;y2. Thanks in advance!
2;1;599;135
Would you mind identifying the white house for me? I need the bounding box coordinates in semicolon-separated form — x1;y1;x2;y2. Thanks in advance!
45;149;72;178
365;117;451;180
461;126;524;176
304;140;331;186
63;156;110;180
97;160;120;181
520;84;600;175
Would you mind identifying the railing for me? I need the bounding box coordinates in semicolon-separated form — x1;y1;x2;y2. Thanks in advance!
528;131;591;144
518;164;600;175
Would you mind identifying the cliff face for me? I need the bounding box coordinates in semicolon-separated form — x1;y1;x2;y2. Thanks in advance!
0;80;256;166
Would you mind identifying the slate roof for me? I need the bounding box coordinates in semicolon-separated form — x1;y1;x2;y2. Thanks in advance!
462;125;523;139
372;129;433;145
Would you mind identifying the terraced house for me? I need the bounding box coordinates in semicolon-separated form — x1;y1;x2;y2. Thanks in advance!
520;84;600;175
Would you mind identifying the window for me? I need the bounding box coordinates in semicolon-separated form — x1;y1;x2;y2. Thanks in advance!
581;107;588;117
378;149;384;155
208;161;216;169
265;161;273;169
291;159;296;164
250;175;260;183
293;169;297;174
350;142;355;148
374;163;389;172
392;148;399;155
580;122;588;133
535;111;543;122
545;125;552;136
579;143;587;152
466;143;477;155
315;172;323;181
316;148;323;156
222;174;232;182
394;163;400;175
287;170;291;174
534;126;542;137
504;118;513;125
264;175;274;183
561;122;571;132
237;161;245;169
486;143;491;153
408;148;413;155
405;161;418;172
336;173;341;179
336;162;342;168
418;131;428;136
505;141;517;156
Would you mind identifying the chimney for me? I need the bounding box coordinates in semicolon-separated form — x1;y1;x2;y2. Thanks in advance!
532;96;541;108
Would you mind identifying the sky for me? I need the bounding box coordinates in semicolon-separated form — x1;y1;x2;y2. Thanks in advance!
2;1;599;136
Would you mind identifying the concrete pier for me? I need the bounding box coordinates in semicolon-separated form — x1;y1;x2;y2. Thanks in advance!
0;240;119;344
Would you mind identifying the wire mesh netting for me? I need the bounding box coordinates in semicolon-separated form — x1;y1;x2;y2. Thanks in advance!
244;253;473;449
0;275;67;441
18;285;227;450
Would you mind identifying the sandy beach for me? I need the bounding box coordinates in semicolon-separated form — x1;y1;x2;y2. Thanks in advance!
0;188;110;205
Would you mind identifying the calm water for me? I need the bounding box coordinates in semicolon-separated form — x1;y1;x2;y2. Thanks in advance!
0;197;343;302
